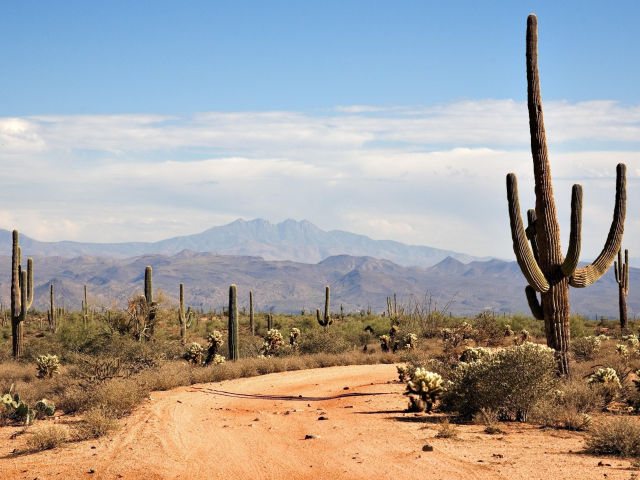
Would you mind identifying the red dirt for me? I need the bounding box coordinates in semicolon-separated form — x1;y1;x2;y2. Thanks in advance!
0;364;636;479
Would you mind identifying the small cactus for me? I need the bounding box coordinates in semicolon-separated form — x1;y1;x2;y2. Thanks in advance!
260;329;285;357
205;331;224;365
405;369;444;413
403;333;418;349
397;365;411;382
289;327;300;347
34;399;56;418
36;355;60;379
616;344;630;360
185;342;204;365
317;286;332;330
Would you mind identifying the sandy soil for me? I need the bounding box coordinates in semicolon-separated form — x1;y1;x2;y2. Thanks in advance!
0;364;636;480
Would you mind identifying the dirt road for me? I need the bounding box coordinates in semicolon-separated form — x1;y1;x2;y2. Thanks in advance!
0;364;634;479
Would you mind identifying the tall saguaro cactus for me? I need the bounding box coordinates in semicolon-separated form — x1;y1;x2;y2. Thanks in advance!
615;248;630;329
48;284;56;332
249;291;255;335
507;15;626;374
11;230;33;358
228;285;239;361
178;283;193;344
317;286;331;330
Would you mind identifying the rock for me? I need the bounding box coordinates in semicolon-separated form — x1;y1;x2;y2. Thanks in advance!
318;416;329;421
305;434;321;439
422;445;434;452
344;387;349;390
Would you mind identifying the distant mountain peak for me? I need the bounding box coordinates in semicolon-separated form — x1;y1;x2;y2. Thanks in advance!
0;218;494;268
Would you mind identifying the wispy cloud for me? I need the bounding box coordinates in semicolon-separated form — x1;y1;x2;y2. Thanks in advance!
0;99;638;260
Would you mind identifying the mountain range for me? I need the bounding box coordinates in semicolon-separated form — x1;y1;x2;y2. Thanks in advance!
0;251;635;318
0;219;492;268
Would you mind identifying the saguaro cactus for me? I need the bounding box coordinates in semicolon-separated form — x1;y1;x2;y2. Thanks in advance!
178;283;194;344
507;15;626;374
83;284;88;325
615;248;630;329
317;286;331;330
267;313;273;331
47;284;56;332
11;230;33;358
228;285;239;361
249;291;255;335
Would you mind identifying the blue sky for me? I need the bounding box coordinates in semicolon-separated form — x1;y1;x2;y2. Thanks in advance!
0;1;639;261
2;1;639;115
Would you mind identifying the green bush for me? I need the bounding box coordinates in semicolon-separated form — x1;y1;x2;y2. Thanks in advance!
440;342;557;421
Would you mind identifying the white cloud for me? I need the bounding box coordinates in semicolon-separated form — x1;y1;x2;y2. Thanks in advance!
0;99;638;260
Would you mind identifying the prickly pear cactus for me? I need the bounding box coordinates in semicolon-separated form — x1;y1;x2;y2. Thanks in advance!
35;399;56;418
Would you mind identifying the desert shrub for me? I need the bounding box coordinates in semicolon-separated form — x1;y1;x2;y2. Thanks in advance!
441;322;473;361
472;408;504;434
459;346;492;363
440;342;557;421
299;328;349;355
572;336;602;361
88;378;147;418
36;355;61;379
435;418;458;438
405;368;443;412
471;311;504;347
25;425;68;452
57;386;91;414
586;417;640;457
73;408;120;440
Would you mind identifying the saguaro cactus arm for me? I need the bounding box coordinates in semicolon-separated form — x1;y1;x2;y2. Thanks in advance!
569;164;626;288
525;286;544;320
25;258;33;309
560;184;583;277
507;173;549;293
526;209;540;264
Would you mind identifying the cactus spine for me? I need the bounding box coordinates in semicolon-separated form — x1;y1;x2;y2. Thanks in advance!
249;291;255;335
178;283;193;345
228;285;239;361
317;286;331;330
11;230;33;358
506;15;626;374
615;248;630;329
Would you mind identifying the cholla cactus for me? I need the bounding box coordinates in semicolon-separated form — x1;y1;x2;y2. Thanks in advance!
459;346;492;363
397;365;411;382
504;325;514;337
289;327;301;347
380;335;392;353
260;329;285;356
616;344;630;360
185;342;204;365
36;355;60;379
405;368;444;412
207;331;223;354
514;330;530;346
597;334;610;341
441;322;473;359
404;333;418;349
204;331;225;366
589;367;621;390
210;354;225;365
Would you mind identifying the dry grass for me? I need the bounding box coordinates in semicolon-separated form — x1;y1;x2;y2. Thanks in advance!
73;408;120;440
435;418;458;438
586;417;640;457
24;425;68;453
